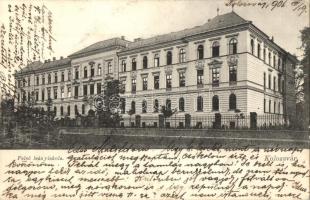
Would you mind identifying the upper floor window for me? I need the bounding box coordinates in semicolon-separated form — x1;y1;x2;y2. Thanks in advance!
166;74;172;89
166;99;171;110
131;79;136;92
273;76;276;91
61;87;65;98
212;41;220;57
229;65;237;82
263;72;266;89
83;85;87;96
197;69;203;85
268;52;271;65
54;87;58;99
90;84;94;95
60;106;64;116
131;101;136;114
108;62;112;74
67;86;71;98
142;100;147;113
82;104;85;115
23;78;26;87
36;76;39;85
154;75;159;89
229;94;236;110
97;83;101;94
67;105;71;116
54;72;58;83
197;96;203;111
166;51;172;65
229;38;237;54
257;43;261;58
98;64;102;75
212;68;220;87
273;55;276;68
179;48;186;63
212;95;219;111
154;54;160;67
179;72;185;87
91;66;95;77
250;39;254;55
28;77;30;86
61;72;65;82
42;75;45;85
48;74;51;84
132;58;136;71
121;60;126;72
143;56;148;69
68;70;71;81
197;45;204;59
142;77;148;90
179;97;185;112
120;98;125;114
263;48;266;61
268;74;271;89
74;86;78;97
84;66;88;78
75;69;79;79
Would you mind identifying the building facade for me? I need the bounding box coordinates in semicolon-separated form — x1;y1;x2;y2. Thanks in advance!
14;12;297;128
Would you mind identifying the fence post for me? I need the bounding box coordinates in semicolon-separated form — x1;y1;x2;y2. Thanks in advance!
185;114;191;129
159;114;164;128
135;115;141;128
214;113;221;129
250;112;257;129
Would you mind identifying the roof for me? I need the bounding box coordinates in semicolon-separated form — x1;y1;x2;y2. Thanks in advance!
123;11;249;51
69;37;130;58
15;58;71;76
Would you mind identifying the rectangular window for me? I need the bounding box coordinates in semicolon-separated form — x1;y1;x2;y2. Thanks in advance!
197;70;203;85
154;76;159;89
35;91;39;101
263;73;266;90
36;76;39;85
179;72;185;87
90;84;94;95
91;67;95;77
75;69;79;79
54;88;58;99
47;88;51;99
74;86;79;97
28;77;30;86
269;100;271;113
264;99;266;113
67;86;71;98
154;54;160;67
274;102;276;113
108;62;112;74
268;74;271;89
278;75;281;92
229;65;237;82
61;72;65;82
27;92;30;102
131;79;136;92
54;72;58;83
212;68;220;87
68;70;71;81
142;77;148;90
42;75;45;85
83;85;87;96
61;87;65;98
166;74;172;89
41;90;45;101
273;77;276;91
97;83;101;94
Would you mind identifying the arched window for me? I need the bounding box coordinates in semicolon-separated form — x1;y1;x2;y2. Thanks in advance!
166;51;172;65
121;60;126;72
75;105;78;116
54;106;57;115
229;38;237;54
166;99;171;110
179;48;186;63
212;95;219;111
179;97;185;112
67;105;71;116
142;100;147;113
90;66;95;77
61;72;65;82
212;41;220;57
197;96;203;111
257;43;261;58
120;98;125;114
263;48;266;61
229;94;236;110
273;55;276;67
60;106;63;116
84;66;88;78
250;39;254;55
131;101;136;114
132;58;136;71
268;52;271;65
197;45;204;59
82;104;85;115
143;56;148;69
154;99;159;112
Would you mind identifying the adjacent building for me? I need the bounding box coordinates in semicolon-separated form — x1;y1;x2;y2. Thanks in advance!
14;11;297;128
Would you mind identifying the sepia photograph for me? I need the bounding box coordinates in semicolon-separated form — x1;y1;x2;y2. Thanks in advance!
0;0;309;199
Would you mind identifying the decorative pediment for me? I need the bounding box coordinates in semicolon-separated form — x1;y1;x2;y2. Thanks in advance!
165;66;173;75
177;67;187;73
195;60;205;69
131;71;137;78
120;76;127;81
152;71;160;76
89;61;95;66
227;55;239;66
208;59;223;68
140;73;149;78
72;79;79;85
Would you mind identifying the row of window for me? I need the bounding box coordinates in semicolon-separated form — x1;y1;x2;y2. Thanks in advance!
250;38;283;70
263;72;284;92
17;83;102;102
263;99;282;114
121;38;238;72
124;94;237;114
127;66;237;92
50;104;88;116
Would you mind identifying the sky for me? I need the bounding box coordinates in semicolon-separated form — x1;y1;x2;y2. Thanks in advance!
0;0;309;61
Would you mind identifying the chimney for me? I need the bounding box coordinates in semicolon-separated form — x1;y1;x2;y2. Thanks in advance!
121;36;125;40
48;59;51;62
44;60;47;63
271;36;274;42
134;38;142;42
60;56;63;59
53;57;56;61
